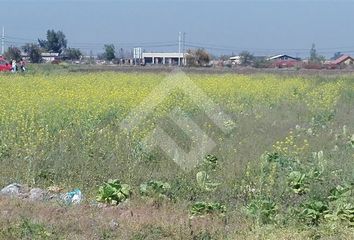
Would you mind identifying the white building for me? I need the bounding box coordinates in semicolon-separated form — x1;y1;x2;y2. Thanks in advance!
229;56;241;65
266;54;300;61
21;52;60;63
142;52;185;65
41;53;60;62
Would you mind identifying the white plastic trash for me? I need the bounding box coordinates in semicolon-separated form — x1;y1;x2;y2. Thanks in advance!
63;189;83;204
0;183;22;196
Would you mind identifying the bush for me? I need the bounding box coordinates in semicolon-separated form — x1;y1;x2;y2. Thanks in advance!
247;198;278;224
96;179;132;205
190;202;226;217
140;180;171;199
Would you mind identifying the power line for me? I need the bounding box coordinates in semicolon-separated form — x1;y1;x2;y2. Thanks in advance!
1;27;4;55
6;36;37;42
178;32;181;66
71;43;177;48
5;34;177;48
185;41;354;53
70;41;176;46
4;34;354;56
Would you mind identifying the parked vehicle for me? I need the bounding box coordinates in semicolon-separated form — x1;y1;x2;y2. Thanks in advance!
0;57;12;72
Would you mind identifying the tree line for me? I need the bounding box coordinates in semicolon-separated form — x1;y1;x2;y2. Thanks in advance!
4;30;83;63
3;30;115;63
3;29;212;66
3;29;339;67
4;29;133;64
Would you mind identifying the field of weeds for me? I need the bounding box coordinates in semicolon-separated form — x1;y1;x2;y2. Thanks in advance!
0;71;354;239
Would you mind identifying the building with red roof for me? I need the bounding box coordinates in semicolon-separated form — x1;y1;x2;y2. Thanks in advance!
331;55;354;65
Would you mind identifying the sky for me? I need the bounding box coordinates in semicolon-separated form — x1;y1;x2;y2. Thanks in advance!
1;0;354;58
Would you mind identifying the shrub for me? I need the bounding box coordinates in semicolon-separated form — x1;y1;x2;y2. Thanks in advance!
202;154;219;171
247;198;278;224
196;171;219;192
287;171;310;195
190;202;226;217
96;179;131;205
298;200;328;226
139;180;171;199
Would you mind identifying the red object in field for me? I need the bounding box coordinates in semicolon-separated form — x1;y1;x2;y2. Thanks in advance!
0;57;12;72
272;60;299;68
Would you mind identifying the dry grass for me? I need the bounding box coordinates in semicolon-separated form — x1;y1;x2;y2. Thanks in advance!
1;196;353;240
0;196;227;239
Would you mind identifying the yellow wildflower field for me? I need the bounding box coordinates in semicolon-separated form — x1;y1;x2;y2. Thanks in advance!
0;72;349;188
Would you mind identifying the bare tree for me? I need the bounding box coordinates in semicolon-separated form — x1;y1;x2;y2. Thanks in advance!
186;48;211;67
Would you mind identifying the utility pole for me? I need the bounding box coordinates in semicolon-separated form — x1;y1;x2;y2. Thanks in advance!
1;27;4;56
178;32;181;66
182;32;186;66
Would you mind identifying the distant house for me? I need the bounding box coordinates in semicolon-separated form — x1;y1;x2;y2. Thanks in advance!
267;54;300;61
267;54;301;68
330;55;354;66
229;56;241;65
41;53;60;62
21;52;60;63
142;52;185;65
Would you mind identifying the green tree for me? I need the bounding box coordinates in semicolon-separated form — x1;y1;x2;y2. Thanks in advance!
332;52;343;60
38;30;67;54
4;46;22;61
309;43;325;63
22;43;42;63
63;48;82;61
118;48;124;59
239;51;254;66
310;43;317;61
103;44;115;61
